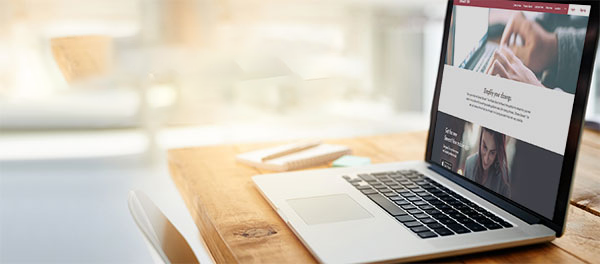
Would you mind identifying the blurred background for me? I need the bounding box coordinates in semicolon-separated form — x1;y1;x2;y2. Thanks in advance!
0;0;598;262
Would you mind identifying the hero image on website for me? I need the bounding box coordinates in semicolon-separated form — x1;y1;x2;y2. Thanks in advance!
433;0;590;219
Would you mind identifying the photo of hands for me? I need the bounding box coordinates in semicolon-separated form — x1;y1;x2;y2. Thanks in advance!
447;6;589;94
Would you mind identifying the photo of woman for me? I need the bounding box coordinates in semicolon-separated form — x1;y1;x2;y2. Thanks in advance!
463;127;511;197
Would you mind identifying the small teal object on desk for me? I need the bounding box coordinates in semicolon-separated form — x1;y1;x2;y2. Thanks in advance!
332;155;371;167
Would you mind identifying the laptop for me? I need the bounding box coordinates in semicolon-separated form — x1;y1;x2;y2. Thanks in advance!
253;0;599;262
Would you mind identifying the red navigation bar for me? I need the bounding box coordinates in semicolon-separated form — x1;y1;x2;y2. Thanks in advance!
454;0;569;15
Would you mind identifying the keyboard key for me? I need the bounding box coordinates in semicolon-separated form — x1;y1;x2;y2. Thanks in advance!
400;192;415;197
433;228;454;236
498;220;513;228
401;204;416;210
395;200;410;206
356;185;372;190
367;194;407;216
411;226;430;233
358;174;376;182
421;195;436;201
408;197;421;202
489;215;505;223
372;172;390;177
396;215;415;222
361;189;377;195
476;218;495;225
448;200;462;206
420;218;436;224
427;223;444;229
429;199;444;205
383;192;396;197
404;221;422;228
464;223;486;232
483;222;502;230
414;180;428;186
418;205;434;210
448;213;466;219
447;224;470;234
444;209;459;215
407;209;422;214
414;213;429;219
438;218;458;225
389;196;403;201
437;204;452;211
413;201;428;206
432;214;449;220
457;218;475;225
425;209;441;215
417;231;438;238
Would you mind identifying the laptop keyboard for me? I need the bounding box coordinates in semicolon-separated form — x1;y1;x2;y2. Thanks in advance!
343;170;512;239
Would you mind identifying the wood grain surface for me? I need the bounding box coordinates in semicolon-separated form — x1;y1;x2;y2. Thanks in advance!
168;130;600;263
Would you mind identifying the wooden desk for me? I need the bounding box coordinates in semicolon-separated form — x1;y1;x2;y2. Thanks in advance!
168;130;600;263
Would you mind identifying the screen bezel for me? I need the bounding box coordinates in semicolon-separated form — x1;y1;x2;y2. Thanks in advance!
425;0;599;236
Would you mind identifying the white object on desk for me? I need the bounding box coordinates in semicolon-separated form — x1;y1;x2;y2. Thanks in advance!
128;190;200;264
236;141;351;171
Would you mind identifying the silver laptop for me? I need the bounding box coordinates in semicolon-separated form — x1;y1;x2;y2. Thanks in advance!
253;0;599;262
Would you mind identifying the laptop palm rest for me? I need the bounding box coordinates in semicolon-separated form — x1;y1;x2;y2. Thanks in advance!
287;194;373;225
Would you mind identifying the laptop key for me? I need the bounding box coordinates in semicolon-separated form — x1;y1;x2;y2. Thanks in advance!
426;223;444;229
438;218;458;226
498;220;513;228
367;194;407;216
415;191;429;197
420;218;436;224
361;189;377;195
401;204;416;210
407;209;422;214
372;172;390;177
396;215;415;222
404;221;422;228
418;205;434;210
417;231;437;238
358;174;376;182
433;228;454;236
447;224;471;234
411;226;430;233
421;195;436;201
395;200;410;206
413;201;428;206
425;209;441;215
414;213;429;219
464;223;486;232
483;222;502;230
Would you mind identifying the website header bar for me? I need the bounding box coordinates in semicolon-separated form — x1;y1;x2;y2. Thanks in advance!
454;0;590;16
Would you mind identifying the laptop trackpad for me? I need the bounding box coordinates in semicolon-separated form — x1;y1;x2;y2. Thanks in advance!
287;194;373;225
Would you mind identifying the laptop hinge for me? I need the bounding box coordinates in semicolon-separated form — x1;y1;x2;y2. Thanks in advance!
427;163;542;225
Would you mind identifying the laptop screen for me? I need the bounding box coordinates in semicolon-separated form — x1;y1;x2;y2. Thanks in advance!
430;0;591;219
